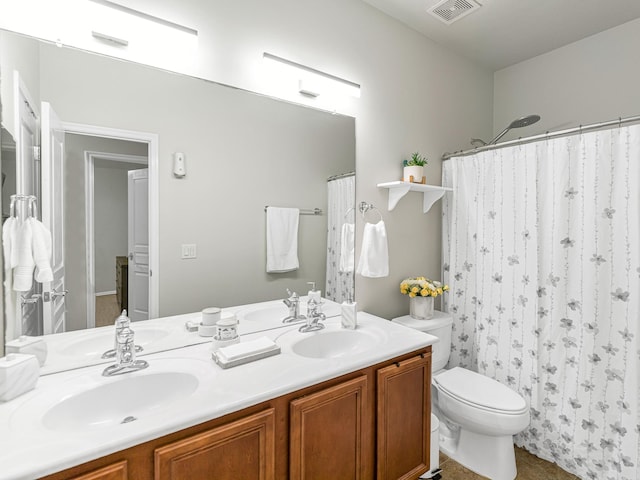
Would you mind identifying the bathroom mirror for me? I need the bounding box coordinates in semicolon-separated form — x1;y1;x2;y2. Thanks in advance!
0;29;356;372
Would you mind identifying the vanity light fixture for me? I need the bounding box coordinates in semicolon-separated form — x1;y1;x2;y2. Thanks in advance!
263;52;361;99
86;0;198;51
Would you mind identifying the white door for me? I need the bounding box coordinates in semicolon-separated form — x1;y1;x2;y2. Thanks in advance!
40;102;66;334
127;169;149;321
10;71;39;340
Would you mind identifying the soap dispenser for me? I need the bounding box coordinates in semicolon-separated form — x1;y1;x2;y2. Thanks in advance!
307;282;322;314
307;282;322;303
341;294;357;330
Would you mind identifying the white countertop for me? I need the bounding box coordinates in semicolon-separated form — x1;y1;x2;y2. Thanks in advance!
0;312;436;480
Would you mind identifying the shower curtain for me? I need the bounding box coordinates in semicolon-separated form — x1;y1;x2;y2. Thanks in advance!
325;174;355;303
442;124;639;479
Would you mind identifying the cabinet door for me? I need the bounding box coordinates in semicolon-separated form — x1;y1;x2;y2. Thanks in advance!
290;375;369;480
154;408;275;480
377;353;431;480
68;461;127;480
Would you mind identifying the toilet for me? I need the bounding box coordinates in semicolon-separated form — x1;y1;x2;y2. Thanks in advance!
392;312;530;480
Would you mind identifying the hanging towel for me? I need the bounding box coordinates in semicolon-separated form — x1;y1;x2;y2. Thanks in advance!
356;220;389;278
3;217;18;341
29;218;53;283
12;219;34;291
339;223;355;273
266;207;300;273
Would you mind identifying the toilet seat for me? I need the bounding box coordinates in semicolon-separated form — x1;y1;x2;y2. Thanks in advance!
433;367;528;415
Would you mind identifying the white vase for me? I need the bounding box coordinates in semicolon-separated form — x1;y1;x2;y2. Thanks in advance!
403;165;424;184
409;296;434;320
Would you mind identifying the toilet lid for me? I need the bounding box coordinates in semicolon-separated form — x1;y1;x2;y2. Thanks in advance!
433;367;527;414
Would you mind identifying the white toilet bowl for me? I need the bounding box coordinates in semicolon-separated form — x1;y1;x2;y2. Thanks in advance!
433;367;529;480
391;313;530;480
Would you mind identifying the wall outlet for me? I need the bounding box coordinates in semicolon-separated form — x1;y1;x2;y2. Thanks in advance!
181;244;197;259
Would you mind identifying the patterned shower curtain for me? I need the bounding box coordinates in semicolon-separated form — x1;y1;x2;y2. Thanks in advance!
442;124;639;479
325;174;355;303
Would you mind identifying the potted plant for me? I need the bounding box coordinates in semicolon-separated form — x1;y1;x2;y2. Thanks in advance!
400;276;449;319
402;152;428;184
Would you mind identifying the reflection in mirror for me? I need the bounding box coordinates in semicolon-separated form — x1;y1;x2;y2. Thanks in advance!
0;29;356;373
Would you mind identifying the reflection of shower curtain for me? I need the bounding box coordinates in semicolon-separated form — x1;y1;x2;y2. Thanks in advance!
442;125;639;479
326;175;355;303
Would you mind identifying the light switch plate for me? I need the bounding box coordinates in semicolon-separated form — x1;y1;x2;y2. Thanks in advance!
181;244;197;259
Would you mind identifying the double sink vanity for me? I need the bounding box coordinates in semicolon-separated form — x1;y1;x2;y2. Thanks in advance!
0;298;436;480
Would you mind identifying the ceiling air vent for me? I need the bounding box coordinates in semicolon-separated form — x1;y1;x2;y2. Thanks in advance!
428;0;481;25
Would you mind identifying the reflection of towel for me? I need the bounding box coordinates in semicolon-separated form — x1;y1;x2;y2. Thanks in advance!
339;223;355;273
3;217;18;341
12;219;34;291
29;218;53;283
266;207;300;273
356;221;389;278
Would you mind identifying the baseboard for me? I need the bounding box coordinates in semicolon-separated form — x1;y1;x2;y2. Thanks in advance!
96;290;117;297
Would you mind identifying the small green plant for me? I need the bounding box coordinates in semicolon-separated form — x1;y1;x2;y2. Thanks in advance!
402;152;428;167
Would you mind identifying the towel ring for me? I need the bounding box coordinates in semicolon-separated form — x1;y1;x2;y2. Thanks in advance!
358;201;382;223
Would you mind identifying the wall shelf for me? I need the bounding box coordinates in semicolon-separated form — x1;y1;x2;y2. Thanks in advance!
377;181;453;213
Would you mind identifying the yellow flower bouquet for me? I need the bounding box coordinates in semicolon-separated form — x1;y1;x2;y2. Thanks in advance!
400;277;449;298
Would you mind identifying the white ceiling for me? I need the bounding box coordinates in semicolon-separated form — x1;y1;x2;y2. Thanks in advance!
361;0;640;70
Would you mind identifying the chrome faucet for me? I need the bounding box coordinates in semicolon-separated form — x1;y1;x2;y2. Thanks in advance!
298;298;326;333
103;323;148;376
282;289;306;323
102;310;143;359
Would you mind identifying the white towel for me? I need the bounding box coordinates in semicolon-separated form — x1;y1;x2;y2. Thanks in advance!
29;218;53;283
12;219;34;291
266;207;300;273
339;223;355;273
3;217;18;341
356;220;389;278
217;336;278;363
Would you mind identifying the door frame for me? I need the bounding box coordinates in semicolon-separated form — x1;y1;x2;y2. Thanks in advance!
85;151;148;329
62;122;159;327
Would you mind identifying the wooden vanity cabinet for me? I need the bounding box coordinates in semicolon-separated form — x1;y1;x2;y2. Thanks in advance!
67;461;128;480
289;375;370;480
154;408;276;480
377;353;431;480
41;347;430;480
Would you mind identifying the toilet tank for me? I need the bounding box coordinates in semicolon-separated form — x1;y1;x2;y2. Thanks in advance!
392;312;453;372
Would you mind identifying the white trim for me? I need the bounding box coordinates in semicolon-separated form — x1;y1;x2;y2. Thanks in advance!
85;150;148;329
95;290;117;297
63;122;160;325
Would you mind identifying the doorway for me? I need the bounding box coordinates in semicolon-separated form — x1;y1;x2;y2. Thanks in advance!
61;123;159;331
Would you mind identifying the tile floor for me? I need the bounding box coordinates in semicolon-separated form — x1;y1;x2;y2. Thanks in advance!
438;447;580;479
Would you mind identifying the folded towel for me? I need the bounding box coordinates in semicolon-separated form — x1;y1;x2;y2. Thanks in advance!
29;218;53;283
356;220;389;278
266;207;299;273
13;220;34;291
339;223;355;273
217;336;278;363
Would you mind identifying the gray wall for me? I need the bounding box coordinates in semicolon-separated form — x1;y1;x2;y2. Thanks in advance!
494;18;640;140
64;134;147;331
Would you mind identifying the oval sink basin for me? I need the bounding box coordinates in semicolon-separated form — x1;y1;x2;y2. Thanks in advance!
292;330;378;358
239;304;291;323
58;328;170;358
43;371;198;432
278;322;388;359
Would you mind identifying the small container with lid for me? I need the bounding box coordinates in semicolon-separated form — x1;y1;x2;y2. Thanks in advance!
211;314;240;350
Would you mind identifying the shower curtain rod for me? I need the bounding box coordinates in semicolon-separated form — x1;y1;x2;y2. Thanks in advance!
327;171;355;182
442;113;640;161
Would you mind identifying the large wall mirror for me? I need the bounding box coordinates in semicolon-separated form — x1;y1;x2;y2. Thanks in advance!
0;29;356;371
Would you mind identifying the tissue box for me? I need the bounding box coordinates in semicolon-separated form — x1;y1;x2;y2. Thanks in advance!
6;335;48;366
0;354;40;402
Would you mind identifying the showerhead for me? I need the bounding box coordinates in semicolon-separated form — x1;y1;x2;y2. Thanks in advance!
508;115;541;129
489;114;541;144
